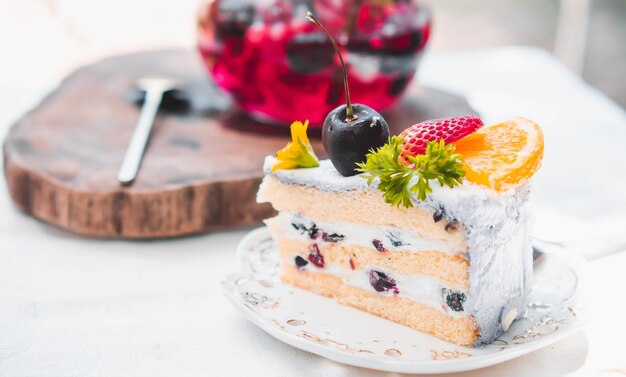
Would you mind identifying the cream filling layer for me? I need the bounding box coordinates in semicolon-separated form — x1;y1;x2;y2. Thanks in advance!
275;212;463;254
285;258;469;318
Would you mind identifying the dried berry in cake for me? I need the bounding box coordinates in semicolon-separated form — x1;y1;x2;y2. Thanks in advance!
307;244;325;268
372;239;387;252
369;270;399;294
294;255;309;269
442;288;467;312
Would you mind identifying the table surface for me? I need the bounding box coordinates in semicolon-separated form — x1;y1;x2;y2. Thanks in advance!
1;47;626;377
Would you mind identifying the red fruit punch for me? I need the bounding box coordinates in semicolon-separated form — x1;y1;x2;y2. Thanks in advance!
398;115;484;164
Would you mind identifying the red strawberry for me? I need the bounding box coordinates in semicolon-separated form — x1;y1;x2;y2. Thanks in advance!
398;115;483;165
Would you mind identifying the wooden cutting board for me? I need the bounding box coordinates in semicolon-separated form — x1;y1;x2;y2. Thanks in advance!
3;50;475;239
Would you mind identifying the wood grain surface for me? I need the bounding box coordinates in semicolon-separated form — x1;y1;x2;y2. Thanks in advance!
3;50;475;238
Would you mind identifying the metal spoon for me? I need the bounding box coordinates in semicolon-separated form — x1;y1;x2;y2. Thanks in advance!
117;76;180;186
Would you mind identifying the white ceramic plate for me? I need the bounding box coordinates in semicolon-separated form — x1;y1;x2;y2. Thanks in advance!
222;227;589;374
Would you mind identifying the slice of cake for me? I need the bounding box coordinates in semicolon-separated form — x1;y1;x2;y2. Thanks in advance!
257;116;544;347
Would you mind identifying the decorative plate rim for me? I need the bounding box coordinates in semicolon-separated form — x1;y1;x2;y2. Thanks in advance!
222;227;590;374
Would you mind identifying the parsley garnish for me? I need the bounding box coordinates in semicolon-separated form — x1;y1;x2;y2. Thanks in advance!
356;136;465;207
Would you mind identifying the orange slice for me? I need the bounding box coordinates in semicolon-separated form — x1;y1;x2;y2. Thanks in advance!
453;117;544;191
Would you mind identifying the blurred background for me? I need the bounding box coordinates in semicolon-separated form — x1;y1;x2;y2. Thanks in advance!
1;0;624;110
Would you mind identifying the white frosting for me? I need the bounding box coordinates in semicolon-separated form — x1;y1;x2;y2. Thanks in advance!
275;212;460;254
286;259;469;319
263;157;370;192
263;156;501;201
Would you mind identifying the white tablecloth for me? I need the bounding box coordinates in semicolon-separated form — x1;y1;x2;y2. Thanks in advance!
1;47;625;376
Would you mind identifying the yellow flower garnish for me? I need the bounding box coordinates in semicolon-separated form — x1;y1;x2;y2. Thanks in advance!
272;120;320;172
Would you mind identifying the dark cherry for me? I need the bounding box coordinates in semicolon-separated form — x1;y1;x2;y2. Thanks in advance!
322;104;389;176
369;270;399;294
307;244;325;268
294;256;308;269
286;32;335;75
307;12;390;177
442;288;466;312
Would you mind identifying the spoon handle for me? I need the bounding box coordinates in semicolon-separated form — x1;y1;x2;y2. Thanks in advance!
117;89;164;186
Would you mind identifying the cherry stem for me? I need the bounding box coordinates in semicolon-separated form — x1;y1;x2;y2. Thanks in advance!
306;11;355;122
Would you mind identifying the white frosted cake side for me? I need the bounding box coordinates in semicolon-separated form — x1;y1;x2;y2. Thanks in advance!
258;157;533;346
